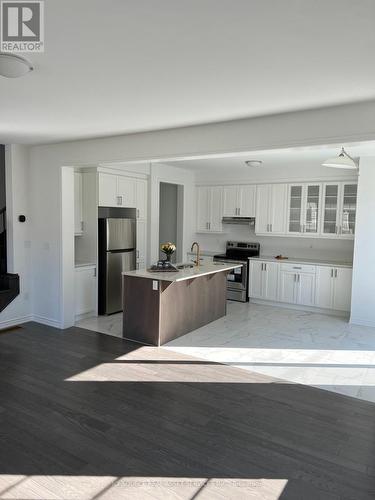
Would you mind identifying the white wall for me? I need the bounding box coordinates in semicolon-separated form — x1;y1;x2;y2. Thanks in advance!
0;145;32;327
196;227;354;262
25;101;375;327
351;157;375;327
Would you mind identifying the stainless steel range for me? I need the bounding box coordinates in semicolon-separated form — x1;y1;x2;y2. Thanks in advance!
213;241;260;302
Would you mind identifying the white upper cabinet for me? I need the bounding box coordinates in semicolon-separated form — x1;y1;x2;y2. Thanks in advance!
238;185;256;216
339;183;357;239
98;173;148;213
196;186;223;232
222;186;238;217
197;186;210;232
117;176;136;208
136;179;147;219
287;183;321;236
74;172;83;235
223;185;256;217
210;186;223;231
98;172;118;207
255;183;287;235
321;182;357;239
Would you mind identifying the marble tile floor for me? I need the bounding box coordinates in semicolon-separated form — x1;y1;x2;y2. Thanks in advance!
76;313;123;338
165;302;375;404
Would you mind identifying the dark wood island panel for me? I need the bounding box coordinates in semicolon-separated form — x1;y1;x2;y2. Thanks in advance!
123;271;227;346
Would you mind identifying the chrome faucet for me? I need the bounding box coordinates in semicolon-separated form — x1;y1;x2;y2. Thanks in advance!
190;241;201;267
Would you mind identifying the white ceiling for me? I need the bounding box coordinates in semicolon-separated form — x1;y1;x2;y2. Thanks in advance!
166;141;375;174
2;0;375;144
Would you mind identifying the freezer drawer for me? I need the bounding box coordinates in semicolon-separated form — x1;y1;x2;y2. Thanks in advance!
106;250;136;314
106;218;135;251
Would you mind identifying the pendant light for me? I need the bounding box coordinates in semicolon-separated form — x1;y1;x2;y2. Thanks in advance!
0;53;33;78
322;147;358;170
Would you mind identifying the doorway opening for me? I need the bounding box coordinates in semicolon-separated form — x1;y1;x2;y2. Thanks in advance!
159;182;184;263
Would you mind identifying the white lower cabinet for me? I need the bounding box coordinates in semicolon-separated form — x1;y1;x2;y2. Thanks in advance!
249;261;279;301
249;259;352;312
75;266;96;317
279;264;316;306
315;266;352;311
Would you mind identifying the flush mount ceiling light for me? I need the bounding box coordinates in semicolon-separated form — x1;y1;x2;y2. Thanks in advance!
245;160;263;167
0;53;33;78
322;147;358;170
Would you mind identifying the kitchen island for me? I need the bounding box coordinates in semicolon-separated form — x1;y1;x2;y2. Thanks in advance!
122;262;241;346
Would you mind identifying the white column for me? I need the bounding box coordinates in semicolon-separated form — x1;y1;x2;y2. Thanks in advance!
351;156;375;327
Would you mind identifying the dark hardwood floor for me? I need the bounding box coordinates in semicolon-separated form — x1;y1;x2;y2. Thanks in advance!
0;322;374;499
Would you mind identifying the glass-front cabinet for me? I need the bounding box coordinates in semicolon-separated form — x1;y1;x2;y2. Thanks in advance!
287;184;321;235
340;183;357;237
288;185;303;233
321;182;357;238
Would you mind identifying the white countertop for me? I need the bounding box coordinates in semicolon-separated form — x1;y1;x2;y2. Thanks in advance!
75;262;96;269
123;262;242;282
248;255;353;268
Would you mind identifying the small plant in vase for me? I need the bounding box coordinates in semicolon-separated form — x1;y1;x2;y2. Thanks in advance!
161;242;176;262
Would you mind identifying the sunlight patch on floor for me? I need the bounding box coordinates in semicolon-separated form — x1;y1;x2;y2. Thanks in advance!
0;475;288;499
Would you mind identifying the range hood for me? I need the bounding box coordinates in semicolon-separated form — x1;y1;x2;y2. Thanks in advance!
222;216;255;226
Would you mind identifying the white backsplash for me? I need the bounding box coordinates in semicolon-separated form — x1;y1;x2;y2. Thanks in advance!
194;225;354;262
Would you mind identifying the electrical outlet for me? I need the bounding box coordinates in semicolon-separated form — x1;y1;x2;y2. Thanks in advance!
152;280;158;291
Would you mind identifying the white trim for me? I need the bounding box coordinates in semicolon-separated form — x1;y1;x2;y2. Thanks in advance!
97;166;148;179
32;315;62;329
0;315;33;330
249;298;350;318
196;176;358;187
0;314;64;330
349;316;375;328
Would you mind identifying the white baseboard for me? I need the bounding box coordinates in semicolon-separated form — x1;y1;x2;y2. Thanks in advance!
0;315;33;330
31;315;62;329
350;316;375;328
249;298;349;318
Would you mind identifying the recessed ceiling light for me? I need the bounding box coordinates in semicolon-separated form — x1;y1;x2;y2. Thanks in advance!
322;147;358;170
245;160;263;167
0;53;33;78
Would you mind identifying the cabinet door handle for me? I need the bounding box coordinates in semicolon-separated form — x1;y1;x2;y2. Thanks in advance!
261;263;264;271
293;266;302;270
298;274;300;282
335;269;338;278
335;225;338;235
238;207;241;215
294;274;296;282
331;269;333;278
136;250;139;258
137;209;140;218
80;221;84;232
209;222;211;230
270;224;272;232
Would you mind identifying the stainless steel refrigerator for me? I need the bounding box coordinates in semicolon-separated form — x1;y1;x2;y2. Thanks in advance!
98;208;136;315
